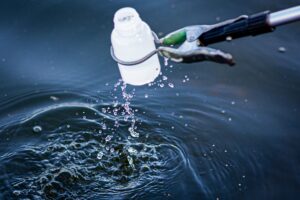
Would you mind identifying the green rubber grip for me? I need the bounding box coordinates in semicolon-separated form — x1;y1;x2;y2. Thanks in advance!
162;30;186;46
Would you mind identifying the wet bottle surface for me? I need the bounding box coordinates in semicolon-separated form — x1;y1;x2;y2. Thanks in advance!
111;7;161;86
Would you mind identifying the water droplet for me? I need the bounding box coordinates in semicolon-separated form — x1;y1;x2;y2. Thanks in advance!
128;127;139;138
144;94;148;98
226;36;232;41
228;117;232;122
33;125;42;133
110;148;115;153
127;155;134;168
66;124;70;128
97;151;103;159
162;76;168;81
168;83;174;88
231;101;235;105
164;58;169;66
50;96;59;101
13;190;21;196
278;46;286;53
105;135;112;142
128;147;138;155
159;83;164;88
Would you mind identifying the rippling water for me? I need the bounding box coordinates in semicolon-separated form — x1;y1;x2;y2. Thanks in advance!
1;0;300;199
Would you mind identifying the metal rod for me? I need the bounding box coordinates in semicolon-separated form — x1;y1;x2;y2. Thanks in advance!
268;5;300;27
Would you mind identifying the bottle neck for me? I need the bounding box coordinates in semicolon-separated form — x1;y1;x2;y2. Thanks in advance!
113;7;144;37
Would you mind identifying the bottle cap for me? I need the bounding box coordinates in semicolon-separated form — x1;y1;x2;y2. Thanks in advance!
113;7;142;36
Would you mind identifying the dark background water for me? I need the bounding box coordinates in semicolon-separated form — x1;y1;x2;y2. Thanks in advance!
0;0;300;199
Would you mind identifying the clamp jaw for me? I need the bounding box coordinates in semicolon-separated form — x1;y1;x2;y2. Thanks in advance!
158;16;251;66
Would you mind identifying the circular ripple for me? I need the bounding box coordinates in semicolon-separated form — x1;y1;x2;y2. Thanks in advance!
0;94;187;199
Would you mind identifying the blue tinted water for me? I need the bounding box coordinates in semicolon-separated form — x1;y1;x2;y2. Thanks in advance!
0;0;300;199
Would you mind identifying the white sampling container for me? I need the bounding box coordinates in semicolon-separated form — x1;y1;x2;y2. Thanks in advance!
111;7;161;86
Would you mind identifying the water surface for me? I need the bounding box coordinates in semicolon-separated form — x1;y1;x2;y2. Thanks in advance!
0;0;300;199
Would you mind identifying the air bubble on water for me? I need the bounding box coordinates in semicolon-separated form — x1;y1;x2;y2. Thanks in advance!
179;115;183;119
159;83;164;88
144;94;148;98
98;130;102;134
101;108;107;113
170;65;173;68
168;83;174;88
33;125;42;133
66;124;70;128
105;83;109;86
171;126;175;130
97;151;103;159
221;110;226;114
82;116;86;119
128;147;138;155
228;117;232;122
184;123;188;127
102;123;107;130
162;76;168;81
231;101;235;105
176;93;179;96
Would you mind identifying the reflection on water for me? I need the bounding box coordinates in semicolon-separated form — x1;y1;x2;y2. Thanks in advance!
0;0;300;199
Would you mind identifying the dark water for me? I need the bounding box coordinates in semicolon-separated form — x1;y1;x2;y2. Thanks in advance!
1;0;300;199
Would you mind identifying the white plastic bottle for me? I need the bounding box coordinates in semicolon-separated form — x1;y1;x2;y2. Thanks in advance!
111;7;161;86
